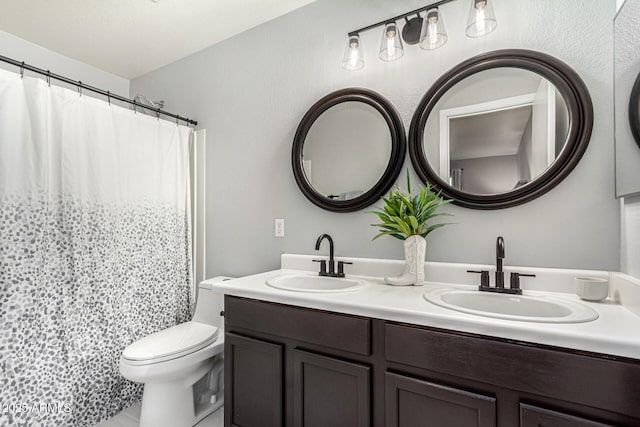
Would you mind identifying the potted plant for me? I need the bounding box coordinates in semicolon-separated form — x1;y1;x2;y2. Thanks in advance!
369;171;453;285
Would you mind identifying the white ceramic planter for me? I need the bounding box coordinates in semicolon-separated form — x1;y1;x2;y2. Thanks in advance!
385;235;426;286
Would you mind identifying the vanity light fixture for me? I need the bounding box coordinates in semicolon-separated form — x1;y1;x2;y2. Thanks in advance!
342;0;497;71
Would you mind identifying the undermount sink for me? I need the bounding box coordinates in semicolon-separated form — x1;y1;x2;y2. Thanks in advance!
266;274;366;293
424;287;599;323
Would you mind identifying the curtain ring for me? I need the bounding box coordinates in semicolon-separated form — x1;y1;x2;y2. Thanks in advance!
107;91;111;105
46;70;51;86
133;100;137;114
77;81;82;97
176;116;179;126
20;61;24;78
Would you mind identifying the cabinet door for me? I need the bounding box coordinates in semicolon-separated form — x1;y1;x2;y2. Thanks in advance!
385;372;496;427
293;349;370;427
225;333;283;427
520;403;614;427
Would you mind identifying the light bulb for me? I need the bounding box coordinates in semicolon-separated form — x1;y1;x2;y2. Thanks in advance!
475;4;486;35
386;28;396;59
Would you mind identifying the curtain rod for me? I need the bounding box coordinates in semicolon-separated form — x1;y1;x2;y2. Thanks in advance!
0;54;198;127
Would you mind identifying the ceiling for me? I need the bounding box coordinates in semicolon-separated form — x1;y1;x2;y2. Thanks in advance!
0;0;318;79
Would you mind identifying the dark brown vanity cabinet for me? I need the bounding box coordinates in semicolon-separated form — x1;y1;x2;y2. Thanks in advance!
224;296;640;427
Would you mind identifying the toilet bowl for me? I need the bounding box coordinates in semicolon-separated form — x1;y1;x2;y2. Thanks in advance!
119;277;231;427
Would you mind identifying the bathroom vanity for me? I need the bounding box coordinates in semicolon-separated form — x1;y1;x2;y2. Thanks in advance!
211;255;640;427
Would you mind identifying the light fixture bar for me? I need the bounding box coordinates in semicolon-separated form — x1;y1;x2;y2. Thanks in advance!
348;0;458;36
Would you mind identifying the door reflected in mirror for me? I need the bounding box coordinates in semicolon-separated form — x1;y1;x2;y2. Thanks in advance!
302;101;392;201
423;68;570;195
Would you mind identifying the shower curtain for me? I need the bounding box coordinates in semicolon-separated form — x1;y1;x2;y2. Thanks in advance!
0;69;193;426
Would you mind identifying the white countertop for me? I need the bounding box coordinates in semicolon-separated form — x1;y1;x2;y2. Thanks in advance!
203;255;640;360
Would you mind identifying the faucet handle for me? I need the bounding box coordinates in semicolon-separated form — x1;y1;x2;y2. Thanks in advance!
312;259;327;276
337;261;352;277
467;270;490;288
510;272;535;291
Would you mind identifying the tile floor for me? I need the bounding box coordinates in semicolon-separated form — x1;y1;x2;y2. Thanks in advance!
94;403;223;427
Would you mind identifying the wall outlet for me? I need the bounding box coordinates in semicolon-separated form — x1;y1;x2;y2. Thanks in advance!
275;218;285;237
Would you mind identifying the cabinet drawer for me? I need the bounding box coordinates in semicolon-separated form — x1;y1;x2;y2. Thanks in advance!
225;296;371;355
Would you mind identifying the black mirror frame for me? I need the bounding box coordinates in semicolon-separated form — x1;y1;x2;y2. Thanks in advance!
292;88;406;212
629;71;640;149
409;49;594;210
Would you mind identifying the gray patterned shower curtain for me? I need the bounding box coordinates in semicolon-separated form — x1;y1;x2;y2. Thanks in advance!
0;69;193;426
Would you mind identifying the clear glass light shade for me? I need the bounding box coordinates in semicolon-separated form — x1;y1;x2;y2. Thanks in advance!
466;0;497;37
419;9;448;50
378;22;404;61
342;34;364;71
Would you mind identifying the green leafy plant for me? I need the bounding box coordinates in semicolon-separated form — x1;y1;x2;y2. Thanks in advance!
368;171;453;241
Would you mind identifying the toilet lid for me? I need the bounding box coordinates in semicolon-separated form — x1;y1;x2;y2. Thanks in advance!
122;321;218;362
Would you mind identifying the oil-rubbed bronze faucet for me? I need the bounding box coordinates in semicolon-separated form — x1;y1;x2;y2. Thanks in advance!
467;236;534;295
313;234;351;278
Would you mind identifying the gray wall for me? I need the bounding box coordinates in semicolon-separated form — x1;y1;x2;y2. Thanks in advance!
0;30;129;97
131;0;619;277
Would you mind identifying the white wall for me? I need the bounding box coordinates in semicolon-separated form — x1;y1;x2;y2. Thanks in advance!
0;30;129;97
131;0;619;277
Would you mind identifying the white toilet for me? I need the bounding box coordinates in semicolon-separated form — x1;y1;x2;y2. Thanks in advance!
119;277;231;427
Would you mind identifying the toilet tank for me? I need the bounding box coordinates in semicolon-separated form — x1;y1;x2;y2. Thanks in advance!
192;276;234;330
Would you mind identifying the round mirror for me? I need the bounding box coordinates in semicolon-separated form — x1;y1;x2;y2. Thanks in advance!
292;88;406;212
409;49;593;209
629;71;640;149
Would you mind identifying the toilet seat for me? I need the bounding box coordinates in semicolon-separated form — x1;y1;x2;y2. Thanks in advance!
122;321;219;366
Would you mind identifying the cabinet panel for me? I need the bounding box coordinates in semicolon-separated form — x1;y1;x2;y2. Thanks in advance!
520;403;614;427
385;372;496;427
293;349;370;427
225;296;371;355
225;333;283;427
385;323;640;419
